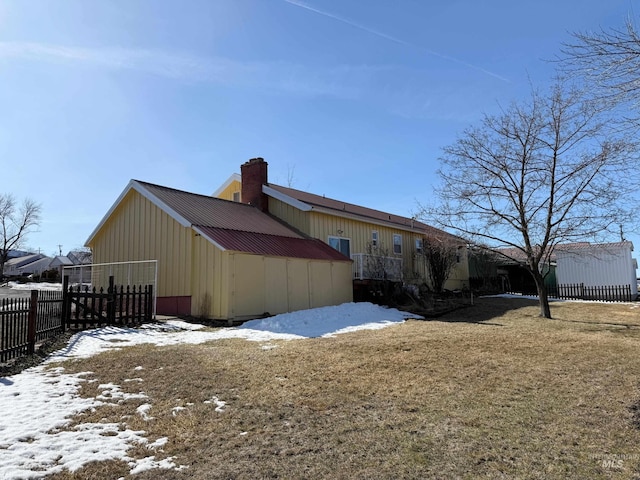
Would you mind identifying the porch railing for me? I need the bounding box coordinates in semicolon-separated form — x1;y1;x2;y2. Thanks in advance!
351;253;403;282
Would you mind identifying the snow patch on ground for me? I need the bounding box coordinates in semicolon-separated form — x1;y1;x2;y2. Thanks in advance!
0;302;420;478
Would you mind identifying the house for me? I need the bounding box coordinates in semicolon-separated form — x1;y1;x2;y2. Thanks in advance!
214;158;469;293
2;253;48;277
85;179;353;322
555;241;638;300
64;250;93;284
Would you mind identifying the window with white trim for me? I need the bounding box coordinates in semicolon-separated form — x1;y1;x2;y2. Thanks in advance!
393;234;402;255
415;238;423;254
232;191;240;202
328;236;351;258
371;231;378;247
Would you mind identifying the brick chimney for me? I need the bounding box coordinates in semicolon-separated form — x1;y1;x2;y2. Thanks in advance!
241;157;268;212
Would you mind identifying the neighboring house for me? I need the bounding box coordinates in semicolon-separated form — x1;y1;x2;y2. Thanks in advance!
86;179;353;321
214;158;469;291
65;250;93;284
17;256;55;277
494;241;638;300
555;241;638;299
2;254;48;277
49;255;75;280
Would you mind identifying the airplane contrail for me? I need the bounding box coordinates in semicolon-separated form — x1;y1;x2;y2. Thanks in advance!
283;0;510;83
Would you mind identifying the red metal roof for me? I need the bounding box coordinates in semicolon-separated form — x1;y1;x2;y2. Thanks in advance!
134;181;350;261
196;227;351;261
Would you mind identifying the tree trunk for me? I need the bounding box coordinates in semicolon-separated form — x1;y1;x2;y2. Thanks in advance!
531;271;552;318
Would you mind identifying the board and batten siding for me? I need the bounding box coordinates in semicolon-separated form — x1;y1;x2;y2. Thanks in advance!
89;189;192;297
228;253;352;321
269;204;470;288
190;233;353;321
267;197;311;235
190;233;226;319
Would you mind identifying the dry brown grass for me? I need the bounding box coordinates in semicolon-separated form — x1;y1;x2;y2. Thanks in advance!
46;298;640;479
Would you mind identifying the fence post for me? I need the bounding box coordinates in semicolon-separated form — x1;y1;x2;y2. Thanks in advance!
27;290;38;355
61;275;69;332
107;276;115;324
146;284;154;322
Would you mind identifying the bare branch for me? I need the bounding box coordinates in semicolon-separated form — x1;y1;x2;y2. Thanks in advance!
421;79;638;318
0;194;42;274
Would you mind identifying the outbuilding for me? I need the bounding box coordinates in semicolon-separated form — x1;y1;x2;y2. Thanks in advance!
555;241;638;300
86;180;353;322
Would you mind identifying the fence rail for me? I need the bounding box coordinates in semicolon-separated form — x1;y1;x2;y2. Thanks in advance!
0;290;64;363
1;276;154;365
550;283;633;302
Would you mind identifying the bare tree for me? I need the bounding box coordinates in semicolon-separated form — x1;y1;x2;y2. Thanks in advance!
421;235;459;293
424;80;637;318
0;194;42;275
561;16;640;111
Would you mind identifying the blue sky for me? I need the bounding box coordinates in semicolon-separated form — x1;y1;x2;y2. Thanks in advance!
1;0;638;263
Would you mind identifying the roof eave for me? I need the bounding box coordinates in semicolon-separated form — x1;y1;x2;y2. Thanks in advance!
263;185;313;211
85;180;193;247
307;204;430;234
193;226;227;252
212;173;241;197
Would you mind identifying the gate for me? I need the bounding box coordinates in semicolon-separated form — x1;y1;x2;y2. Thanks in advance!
63;276;154;329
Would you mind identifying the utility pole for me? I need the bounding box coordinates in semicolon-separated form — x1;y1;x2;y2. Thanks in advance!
58;244;63;256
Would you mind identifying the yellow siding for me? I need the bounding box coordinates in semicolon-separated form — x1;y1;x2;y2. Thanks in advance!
410;248;470;290
88;189;191;297
286;259;311;313
226;253;352;321
232;254;267;318
264;257;289;314
270;206;470;288
190;234;228;319
268;197;310;234
216;179;242;202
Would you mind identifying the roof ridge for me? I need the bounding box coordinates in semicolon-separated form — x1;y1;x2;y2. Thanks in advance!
135;179;255;207
268;182;453;235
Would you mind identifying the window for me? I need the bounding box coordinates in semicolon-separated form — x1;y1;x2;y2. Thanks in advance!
415;238;423;254
232;191;241;202
329;236;351;258
393;234;402;255
371;231;378;247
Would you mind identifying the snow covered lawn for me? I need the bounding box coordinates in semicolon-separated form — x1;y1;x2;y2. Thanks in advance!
0;302;418;478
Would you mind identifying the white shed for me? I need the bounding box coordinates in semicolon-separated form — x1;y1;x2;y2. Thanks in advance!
555;241;638;299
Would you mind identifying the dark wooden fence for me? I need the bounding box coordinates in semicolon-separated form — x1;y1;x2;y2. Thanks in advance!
0;289;64;363
0;277;154;365
63;276;154;330
550;283;634;302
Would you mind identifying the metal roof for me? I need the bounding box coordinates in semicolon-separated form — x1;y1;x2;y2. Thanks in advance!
89;180;350;261
266;183;462;241
137;181;302;238
196;227;351;261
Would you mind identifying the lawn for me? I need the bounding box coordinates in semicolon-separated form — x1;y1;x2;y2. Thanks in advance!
46;297;640;479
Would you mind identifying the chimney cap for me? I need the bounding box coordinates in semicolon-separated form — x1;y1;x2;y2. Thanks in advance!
243;157;266;166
